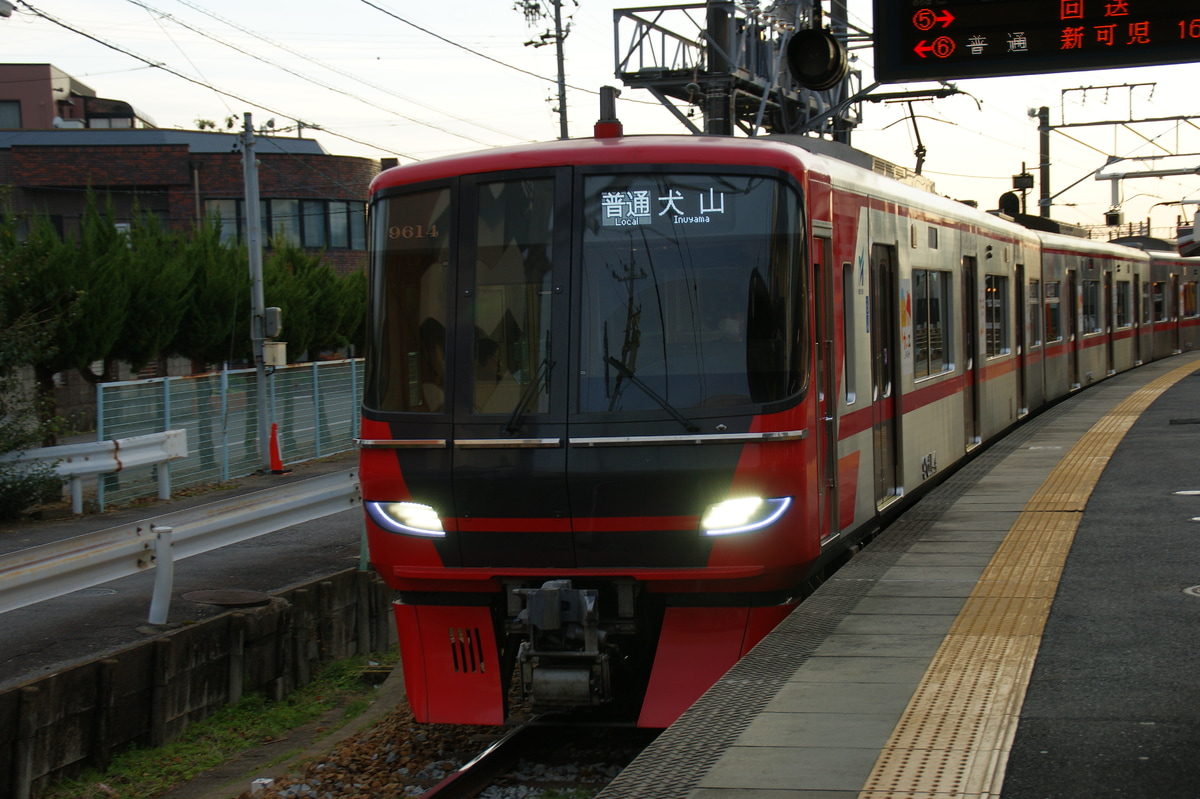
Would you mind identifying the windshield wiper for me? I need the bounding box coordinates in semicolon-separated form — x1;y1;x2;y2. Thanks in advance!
603;356;698;433
503;356;554;435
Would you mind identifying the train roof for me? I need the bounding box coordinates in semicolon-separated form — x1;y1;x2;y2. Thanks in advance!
371;133;1187;264
369;133;1008;232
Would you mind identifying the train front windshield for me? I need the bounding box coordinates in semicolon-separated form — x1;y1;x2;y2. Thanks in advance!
579;173;805;413
365;169;806;421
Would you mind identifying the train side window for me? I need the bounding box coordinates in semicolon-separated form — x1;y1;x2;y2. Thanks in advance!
1183;281;1199;318
1045;281;1062;343
1115;280;1133;328
984;274;1009;357
1028;279;1042;346
842;262;856;405
913;268;951;379
1153;281;1167;322
1081;279;1102;335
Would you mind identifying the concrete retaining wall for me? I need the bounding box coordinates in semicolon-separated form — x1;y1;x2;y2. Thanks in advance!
0;568;397;799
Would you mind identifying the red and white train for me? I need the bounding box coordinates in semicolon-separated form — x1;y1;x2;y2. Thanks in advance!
358;122;1200;728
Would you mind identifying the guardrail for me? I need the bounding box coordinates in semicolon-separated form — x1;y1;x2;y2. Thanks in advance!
1;430;189;515
0;469;361;621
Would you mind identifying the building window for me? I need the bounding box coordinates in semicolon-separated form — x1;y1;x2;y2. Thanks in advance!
984;274;1009;357
204;198;366;250
913;269;951;379
1081;279;1102;334
0;100;21;128
302;200;326;248
266;199;301;245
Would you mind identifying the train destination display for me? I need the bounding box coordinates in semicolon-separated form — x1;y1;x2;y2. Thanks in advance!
873;0;1200;82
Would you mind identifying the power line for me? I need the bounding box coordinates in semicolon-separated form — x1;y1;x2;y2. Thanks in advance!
121;0;497;148
15;0;418;160
356;0;602;97
159;0;532;145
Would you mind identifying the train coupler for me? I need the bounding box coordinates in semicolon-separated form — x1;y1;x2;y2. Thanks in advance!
513;579;614;709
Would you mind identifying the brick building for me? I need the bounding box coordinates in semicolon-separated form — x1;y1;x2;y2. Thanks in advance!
1;64;383;421
1;64;380;276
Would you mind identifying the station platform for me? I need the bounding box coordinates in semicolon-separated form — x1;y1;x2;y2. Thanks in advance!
600;350;1200;799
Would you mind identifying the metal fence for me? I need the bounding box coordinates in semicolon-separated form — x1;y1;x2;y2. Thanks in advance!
95;359;362;508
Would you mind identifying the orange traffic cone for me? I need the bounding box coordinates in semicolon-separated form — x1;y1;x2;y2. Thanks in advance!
269;423;290;474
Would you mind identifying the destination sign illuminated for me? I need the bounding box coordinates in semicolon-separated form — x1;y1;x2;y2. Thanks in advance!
873;0;1200;82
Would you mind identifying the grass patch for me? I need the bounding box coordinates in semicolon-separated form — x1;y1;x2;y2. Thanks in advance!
41;648;398;799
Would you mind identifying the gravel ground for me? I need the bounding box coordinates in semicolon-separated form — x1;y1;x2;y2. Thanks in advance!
223;677;654;799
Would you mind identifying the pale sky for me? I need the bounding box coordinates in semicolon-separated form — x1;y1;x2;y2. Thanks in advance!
3;0;1199;236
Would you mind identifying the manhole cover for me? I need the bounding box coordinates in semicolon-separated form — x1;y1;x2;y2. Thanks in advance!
182;589;271;608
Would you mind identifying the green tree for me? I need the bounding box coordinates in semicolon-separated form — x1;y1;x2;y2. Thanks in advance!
0;210;73;515
171;219;251;367
335;268;367;355
111;212;197;373
263;242;364;362
56;193;133;384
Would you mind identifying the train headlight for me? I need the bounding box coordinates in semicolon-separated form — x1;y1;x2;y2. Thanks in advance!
366;501;446;538
700;496;792;536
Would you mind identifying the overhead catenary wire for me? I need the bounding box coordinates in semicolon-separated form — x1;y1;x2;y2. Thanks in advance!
14;0;419;160
139;0;531;145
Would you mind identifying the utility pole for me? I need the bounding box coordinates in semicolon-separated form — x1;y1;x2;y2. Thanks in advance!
241;113;272;473
553;0;568;139
522;0;570;139
1034;85;1200;221
1037;106;1051;218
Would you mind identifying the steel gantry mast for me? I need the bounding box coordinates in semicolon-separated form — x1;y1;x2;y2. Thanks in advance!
612;0;872;142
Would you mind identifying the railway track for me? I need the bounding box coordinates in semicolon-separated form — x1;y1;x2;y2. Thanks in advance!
416;719;658;799
240;705;658;799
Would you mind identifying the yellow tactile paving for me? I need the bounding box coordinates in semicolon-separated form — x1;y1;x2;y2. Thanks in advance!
857;359;1199;799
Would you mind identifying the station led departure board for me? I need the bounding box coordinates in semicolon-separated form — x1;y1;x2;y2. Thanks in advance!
873;0;1200;82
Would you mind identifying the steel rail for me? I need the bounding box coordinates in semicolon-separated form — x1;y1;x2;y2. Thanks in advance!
420;721;556;799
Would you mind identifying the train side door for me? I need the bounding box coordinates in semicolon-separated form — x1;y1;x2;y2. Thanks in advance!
1016;263;1028;416
1172;274;1182;353
813;228;839;541
450;171;574;567
869;243;900;507
1066;270;1079;388
1104;270;1114;374
962;256;981;449
1134;279;1143;364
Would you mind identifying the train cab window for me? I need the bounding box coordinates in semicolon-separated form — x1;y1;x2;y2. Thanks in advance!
984;274;1009;357
470;178;556;415
577;172;805;414
1045;281;1062;343
1081;279;1102;334
364;186;452;413
913;269;951;379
